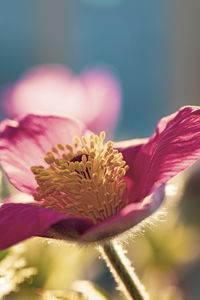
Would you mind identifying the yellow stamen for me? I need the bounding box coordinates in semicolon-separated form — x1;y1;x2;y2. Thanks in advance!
31;132;129;224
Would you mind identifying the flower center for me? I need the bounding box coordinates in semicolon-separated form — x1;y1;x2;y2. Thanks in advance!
31;132;129;224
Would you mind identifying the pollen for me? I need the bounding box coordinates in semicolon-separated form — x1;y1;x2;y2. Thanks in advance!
31;132;129;224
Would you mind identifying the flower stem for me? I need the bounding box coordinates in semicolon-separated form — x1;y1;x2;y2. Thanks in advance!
100;241;149;300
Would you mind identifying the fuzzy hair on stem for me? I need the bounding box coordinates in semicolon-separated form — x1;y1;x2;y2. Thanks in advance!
99;241;149;300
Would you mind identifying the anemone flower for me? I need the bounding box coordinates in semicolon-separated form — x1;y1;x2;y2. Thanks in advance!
1;64;121;135
0;106;200;251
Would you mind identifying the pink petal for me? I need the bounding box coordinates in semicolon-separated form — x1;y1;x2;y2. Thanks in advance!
120;106;200;201
115;138;148;171
0;186;164;247
80;185;165;242
2;64;73;118
0;115;86;194
0;201;93;250
3;193;34;204
79;68;121;134
2;64;121;135
0;202;66;250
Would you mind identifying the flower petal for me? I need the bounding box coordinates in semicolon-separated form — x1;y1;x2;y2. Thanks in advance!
0;115;86;194
0;201;93;250
2;64;121;135
0;202;66;250
121;106;200;201
2;64;73;118
79;185;165;242
80;68;121;134
3;193;34;204
115;138;148;173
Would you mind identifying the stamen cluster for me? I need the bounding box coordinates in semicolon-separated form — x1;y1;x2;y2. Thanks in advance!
31;132;129;224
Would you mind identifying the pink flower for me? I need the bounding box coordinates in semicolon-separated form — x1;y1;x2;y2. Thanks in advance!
0;106;200;250
2;64;121;135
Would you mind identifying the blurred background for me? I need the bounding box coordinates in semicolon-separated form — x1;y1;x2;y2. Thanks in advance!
0;0;172;138
0;0;200;299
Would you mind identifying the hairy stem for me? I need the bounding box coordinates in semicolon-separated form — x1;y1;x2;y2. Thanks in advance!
100;241;149;300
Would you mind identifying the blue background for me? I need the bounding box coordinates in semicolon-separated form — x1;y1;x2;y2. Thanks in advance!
0;0;171;138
